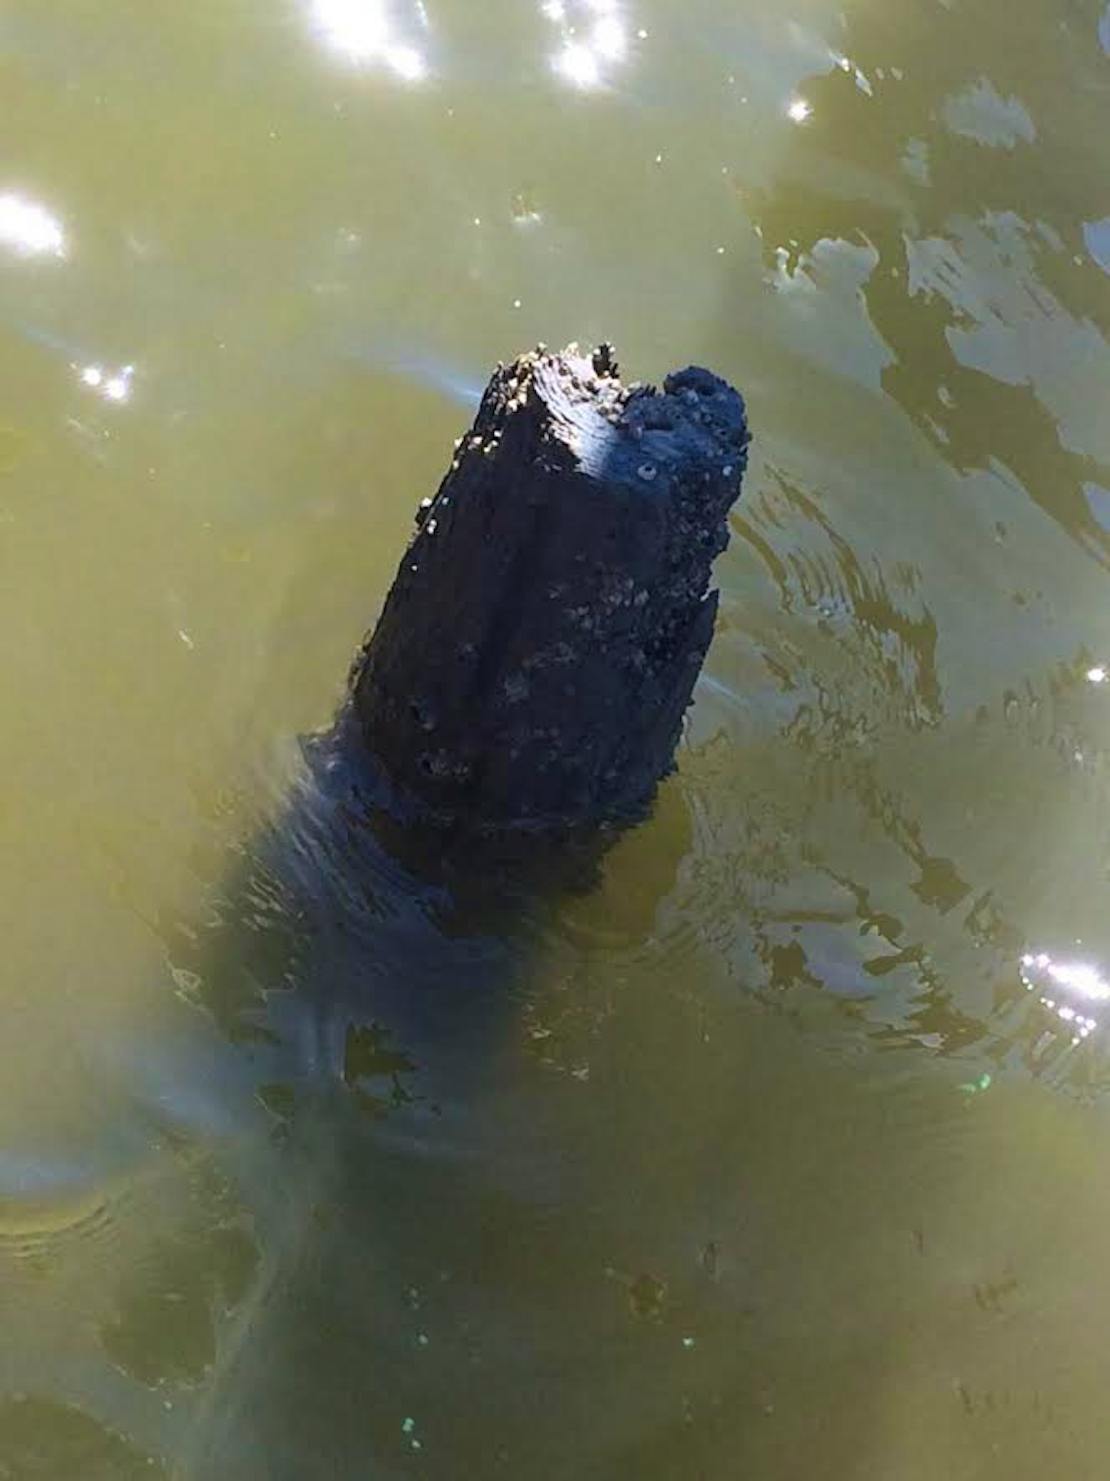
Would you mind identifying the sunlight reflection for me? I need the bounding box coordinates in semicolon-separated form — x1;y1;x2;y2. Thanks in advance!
1086;666;1107;684
78;364;135;405
787;98;813;124
543;0;632;90
831;53;873;96
309;0;428;80
1021;952;1108;1045
0;194;66;259
1024;955;1110;1002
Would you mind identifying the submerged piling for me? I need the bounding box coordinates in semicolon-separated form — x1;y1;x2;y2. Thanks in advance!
347;343;749;836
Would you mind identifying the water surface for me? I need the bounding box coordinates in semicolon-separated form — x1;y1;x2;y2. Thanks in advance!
2;0;1110;1475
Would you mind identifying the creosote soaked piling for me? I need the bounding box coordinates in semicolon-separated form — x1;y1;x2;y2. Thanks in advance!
347;343;748;836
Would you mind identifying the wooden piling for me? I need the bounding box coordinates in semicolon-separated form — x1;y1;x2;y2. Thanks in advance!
347;343;748;835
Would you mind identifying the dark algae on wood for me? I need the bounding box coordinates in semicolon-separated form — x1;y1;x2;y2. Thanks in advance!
348;343;749;835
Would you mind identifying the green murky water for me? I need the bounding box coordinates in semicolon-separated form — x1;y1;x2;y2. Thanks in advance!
2;0;1110;1475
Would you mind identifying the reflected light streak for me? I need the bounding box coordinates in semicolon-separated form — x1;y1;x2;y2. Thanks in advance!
592;15;626;59
787;98;813;123
386;44;426;80
78;363;135;405
554;42;601;88
543;0;632;90
831;53;873;97
1025;956;1110;1002
0;194;66;259
310;0;428;80
1020;951;1109;1046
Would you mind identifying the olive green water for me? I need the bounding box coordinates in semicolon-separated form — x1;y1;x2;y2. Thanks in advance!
2;0;1110;1475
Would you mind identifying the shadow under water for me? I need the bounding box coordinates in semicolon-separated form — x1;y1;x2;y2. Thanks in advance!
143;713;695;1479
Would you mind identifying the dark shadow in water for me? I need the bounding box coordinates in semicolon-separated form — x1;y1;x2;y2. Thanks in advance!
149;717;699;1479
165;708;682;1100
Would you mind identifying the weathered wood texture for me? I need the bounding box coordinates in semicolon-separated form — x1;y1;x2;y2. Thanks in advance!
348;344;748;833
